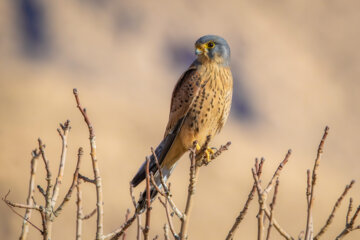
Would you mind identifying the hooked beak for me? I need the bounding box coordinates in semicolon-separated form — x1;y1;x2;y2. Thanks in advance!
195;44;205;56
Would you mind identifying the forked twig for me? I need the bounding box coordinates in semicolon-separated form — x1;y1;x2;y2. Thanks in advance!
314;180;355;239
54;147;83;216
225;158;265;240
266;179;280;240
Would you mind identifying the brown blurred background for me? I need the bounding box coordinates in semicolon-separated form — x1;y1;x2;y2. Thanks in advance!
1;0;360;239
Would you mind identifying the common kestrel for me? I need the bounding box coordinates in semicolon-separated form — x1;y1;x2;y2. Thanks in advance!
131;35;233;212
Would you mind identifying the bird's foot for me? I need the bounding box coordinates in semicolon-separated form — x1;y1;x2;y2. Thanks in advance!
195;143;216;164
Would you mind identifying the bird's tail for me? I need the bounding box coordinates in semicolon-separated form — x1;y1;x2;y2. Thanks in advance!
135;164;174;214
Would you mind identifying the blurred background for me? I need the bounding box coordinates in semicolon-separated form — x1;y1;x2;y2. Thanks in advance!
1;0;360;239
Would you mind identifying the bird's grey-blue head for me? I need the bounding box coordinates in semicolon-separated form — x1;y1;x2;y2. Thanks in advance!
194;35;230;66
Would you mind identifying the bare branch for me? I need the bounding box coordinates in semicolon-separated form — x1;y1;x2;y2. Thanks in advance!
73;88;104;240
251;150;293;240
83;208;97;220
54;147;83;216
226;158;265;240
179;143;200;240
346;198;353;225
76;178;83;240
150;148;183;220
264;150;291;195
20;149;40;240
266;179;280;240
104;213;137;240
314;180;355;239
164;224;170;240
305;126;329;240
264;207;294;240
143;157;151;240
159;197;179;240
37;185;46;197
3;191;43;234
130;185;141;240
78;173;95;184
51;120;71;209
122;209;131;240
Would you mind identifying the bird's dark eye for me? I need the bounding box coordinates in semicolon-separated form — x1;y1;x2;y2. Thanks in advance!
207;42;215;48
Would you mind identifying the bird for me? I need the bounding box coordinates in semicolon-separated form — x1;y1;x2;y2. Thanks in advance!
131;35;233;213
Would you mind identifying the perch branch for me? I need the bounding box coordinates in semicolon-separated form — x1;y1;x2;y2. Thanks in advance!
179;143;200;240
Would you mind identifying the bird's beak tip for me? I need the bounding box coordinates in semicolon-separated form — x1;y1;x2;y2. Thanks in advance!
195;47;203;56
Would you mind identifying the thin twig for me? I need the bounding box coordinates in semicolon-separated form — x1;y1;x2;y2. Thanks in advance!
150;173;165;197
105;214;137;240
164;224;170;240
38;138;53;240
83;208;97;220
54;147;83;217
37;185;46;197
179;143;200;239
143;157;151;240
252;150;293;240
252;168;265;240
150;148;183;219
305;126;329;240
130;185;141;240
225;158;265;240
3;191;43;234
346;198;353;225
20;149;40;240
51;120;71;210
122;209;131;240
335;202;360;239
314;180;355;239
78;173;96;184
264;150;291;195
76;178;83;240
73;88;104;240
264;207;294;240
159;197;179;239
266;179;280;240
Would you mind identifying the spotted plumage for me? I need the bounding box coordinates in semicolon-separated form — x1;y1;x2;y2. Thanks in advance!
131;35;233;213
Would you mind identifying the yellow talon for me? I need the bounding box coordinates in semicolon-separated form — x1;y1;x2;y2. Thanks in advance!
205;147;215;163
196;143;201;151
195;144;215;164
